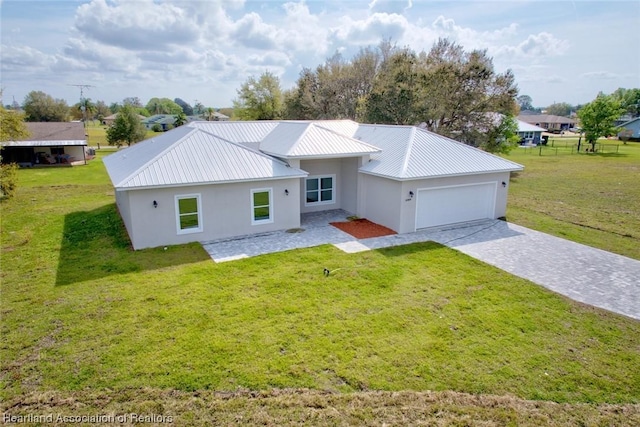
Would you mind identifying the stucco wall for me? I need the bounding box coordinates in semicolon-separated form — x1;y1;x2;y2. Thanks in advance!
359;174;403;232
114;190;133;243
122;178;301;250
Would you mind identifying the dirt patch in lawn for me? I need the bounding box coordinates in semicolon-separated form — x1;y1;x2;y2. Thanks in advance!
330;218;397;239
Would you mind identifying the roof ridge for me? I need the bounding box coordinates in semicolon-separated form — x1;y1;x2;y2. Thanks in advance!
116;127;198;187
196;127;292;167
400;127;416;178
313;122;381;151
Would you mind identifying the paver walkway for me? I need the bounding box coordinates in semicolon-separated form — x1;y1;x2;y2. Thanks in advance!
201;210;640;320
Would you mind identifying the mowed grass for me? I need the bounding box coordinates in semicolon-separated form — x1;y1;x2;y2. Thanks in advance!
1;149;639;424
504;140;640;260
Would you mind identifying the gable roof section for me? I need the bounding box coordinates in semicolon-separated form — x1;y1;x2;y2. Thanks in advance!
259;122;381;158
103;127;306;190
517;120;547;132
189;121;278;146
2;122;87;147
356;124;523;180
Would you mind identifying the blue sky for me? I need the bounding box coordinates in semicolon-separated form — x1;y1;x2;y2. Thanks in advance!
1;0;639;110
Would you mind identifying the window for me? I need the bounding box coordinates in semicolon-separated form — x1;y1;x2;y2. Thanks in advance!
175;194;202;234
306;175;335;205
251;188;273;224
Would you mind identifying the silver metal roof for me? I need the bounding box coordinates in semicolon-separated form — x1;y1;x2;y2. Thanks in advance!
356;124;523;180
104;127;306;190
1;140;87;147
517;120;547;132
104;120;523;190
260;122;380;158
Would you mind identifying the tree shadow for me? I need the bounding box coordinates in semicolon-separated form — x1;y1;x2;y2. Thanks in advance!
55;203;210;286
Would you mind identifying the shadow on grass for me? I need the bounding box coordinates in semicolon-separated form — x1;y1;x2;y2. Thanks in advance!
56;203;210;286
375;240;446;257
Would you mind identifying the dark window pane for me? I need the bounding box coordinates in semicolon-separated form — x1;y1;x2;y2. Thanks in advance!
180;213;199;229
178;198;197;214
253;191;269;206
321;189;332;201
306;191;319;203
306;179;318;191
321;177;332;189
254;207;270;221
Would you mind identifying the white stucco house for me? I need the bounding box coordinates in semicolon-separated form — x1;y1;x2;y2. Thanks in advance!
103;120;523;250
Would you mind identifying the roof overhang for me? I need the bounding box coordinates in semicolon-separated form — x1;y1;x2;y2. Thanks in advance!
358;167;524;182
2;140;87;147
262;151;380;160
114;173;309;191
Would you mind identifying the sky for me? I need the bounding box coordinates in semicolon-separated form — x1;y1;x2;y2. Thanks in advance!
1;0;639;110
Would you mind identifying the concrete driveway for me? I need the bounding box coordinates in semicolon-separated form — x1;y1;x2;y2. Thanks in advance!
201;212;640;320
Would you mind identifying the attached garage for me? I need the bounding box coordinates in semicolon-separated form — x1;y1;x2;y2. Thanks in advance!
416;182;496;229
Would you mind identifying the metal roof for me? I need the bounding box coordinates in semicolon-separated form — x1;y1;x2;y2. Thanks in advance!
2;140;87;147
189;121;278;145
517;120;547;132
356;124;523;180
260;122;380;158
104;120;523;190
103;127;306;190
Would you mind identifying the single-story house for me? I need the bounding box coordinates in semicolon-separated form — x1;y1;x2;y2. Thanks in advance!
103;120;524;250
142;114;178;131
517;114;576;133
516;120;546;144
1;122;89;166
617;117;640;140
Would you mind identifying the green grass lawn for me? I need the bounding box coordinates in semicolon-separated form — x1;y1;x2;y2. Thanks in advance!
504;140;640;260
1;148;639;424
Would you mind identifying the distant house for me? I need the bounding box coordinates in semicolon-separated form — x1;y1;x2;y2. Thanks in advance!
617;117;640;141
103;120;523;250
517;114;576;133
516;120;546;144
142;114;178;131
1;122;89;166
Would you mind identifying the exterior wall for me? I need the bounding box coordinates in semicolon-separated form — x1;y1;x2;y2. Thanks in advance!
359;174;403;232
114;190;134;243
299;158;359;213
122;178;301;250
64;146;86;161
397;172;512;233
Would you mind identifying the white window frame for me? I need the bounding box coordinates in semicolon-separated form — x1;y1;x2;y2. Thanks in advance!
174;193;203;235
305;175;336;206
251;188;273;225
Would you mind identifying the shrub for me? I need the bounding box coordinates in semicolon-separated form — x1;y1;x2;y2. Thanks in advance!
151;124;163;132
0;163;19;200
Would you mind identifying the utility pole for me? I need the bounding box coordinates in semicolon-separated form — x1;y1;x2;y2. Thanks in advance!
69;84;95;127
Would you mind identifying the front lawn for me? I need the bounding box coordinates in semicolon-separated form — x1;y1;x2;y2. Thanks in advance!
1;149;639;424
504;141;640;260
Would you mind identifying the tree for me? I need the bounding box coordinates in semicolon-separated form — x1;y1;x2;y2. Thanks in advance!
517;95;534;111
193;101;205;116
106;104;147;147
545;102;573;117
0;105;29;200
146;97;183;115
577;93;625;152
233;71;284;120
174;98;194;116
174;112;187;127
94;100;111;123
610;87;640;117
23;91;69;122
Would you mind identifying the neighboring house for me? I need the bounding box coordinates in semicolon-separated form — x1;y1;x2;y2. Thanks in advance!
617;117;640;140
516;120;546;144
517;114;576;133
103;120;523;250
1;122;89;166
142;114;178;131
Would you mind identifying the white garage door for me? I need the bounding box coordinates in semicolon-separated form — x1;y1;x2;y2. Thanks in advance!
416;183;496;229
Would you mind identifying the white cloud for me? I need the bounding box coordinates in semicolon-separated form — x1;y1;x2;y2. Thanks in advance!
74;0;203;51
333;13;409;45
0;45;54;70
494;32;570;59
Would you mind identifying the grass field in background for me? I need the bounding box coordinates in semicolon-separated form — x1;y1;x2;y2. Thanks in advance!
504;140;640;260
1;150;639;424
